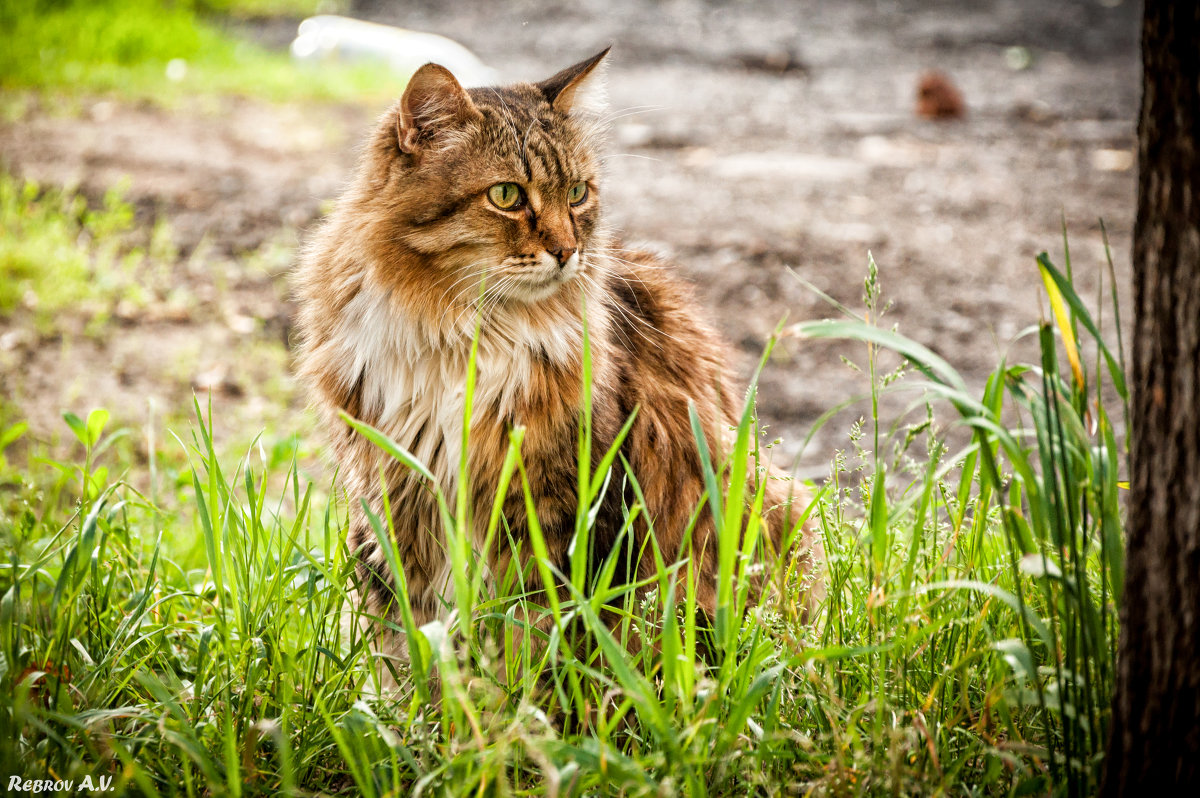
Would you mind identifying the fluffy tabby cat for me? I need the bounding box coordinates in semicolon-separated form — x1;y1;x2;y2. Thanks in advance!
294;49;821;654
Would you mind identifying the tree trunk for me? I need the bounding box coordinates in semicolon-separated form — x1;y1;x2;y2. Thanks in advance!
1102;1;1200;793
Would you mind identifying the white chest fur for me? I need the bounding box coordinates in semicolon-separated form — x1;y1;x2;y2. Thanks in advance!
330;283;585;494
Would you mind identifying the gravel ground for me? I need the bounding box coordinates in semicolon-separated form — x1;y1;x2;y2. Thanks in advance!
0;0;1139;476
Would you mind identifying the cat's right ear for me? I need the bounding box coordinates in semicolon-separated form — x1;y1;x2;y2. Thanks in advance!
538;47;611;116
397;63;482;154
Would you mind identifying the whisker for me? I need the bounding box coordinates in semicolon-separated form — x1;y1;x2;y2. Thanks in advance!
446;270;500;309
590;259;666;292
584;272;663;352
454;274;504;326
580;267;674;351
585;257;689;347
454;273;520;336
595;105;662;125
438;259;500;306
581;275;637;353
603;153;662;163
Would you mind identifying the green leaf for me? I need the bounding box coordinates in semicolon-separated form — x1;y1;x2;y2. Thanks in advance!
0;421;28;452
361;498;430;701
994;638;1036;683
1037;253;1127;399
790;319;968;392
63;411;87;445
340;412;436;484
86;407;110;447
688;400;722;532
869;466;888;573
1018;553;1063;580
921;579;1053;648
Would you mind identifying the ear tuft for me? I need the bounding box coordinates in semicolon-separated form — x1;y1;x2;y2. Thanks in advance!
537;47;611;116
398;63;481;153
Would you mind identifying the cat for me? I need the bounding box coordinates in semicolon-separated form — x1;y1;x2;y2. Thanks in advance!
293;48;821;663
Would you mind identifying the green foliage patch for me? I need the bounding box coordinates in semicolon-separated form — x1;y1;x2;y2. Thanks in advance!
0;0;399;102
0;175;161;333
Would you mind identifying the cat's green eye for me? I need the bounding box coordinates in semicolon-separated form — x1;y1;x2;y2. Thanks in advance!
488;183;524;210
568;181;589;206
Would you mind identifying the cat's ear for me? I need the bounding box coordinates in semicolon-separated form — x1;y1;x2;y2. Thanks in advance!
537;47;610;116
397;63;482;154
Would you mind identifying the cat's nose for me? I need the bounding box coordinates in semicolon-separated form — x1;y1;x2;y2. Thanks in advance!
548;247;577;267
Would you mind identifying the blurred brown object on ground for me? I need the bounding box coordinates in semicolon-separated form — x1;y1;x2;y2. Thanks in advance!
916;70;966;119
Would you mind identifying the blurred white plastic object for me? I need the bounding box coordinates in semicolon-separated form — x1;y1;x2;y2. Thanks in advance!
291;15;498;88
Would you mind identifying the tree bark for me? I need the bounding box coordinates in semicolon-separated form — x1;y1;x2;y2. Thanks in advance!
1102;2;1200;794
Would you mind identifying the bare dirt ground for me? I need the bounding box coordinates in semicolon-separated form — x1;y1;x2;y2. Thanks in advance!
0;0;1139;477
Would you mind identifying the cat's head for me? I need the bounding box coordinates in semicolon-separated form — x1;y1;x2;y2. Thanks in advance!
362;49;611;309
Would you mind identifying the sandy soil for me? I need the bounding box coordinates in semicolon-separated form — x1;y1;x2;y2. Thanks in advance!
0;0;1139;476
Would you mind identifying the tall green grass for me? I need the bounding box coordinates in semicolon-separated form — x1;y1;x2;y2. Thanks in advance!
794;246;1124;796
0;245;1125;795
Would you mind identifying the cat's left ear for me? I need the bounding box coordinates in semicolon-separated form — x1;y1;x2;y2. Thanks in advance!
537;47;610;116
398;63;482;154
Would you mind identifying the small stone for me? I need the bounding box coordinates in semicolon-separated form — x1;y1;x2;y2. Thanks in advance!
227;314;257;335
89;101;116;122
916;71;966;120
0;329;34;352
166;58;188;83
1091;149;1134;172
1004;46;1033;71
192;365;243;397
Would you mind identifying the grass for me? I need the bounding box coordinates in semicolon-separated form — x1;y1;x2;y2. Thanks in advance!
0;168;321;525
0;233;1126;795
0;0;403;103
0;174;167;333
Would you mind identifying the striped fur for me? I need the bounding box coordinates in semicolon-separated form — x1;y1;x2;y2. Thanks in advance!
294;50;821;656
